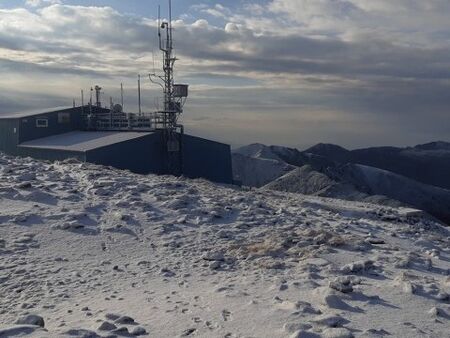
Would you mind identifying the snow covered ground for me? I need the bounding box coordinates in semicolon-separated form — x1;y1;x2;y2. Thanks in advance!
0;154;449;338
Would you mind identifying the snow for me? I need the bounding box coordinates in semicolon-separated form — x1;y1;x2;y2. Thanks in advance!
0;153;449;338
19;131;154;152
232;153;295;187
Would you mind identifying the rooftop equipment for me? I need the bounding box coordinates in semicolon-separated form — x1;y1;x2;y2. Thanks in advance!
77;0;188;175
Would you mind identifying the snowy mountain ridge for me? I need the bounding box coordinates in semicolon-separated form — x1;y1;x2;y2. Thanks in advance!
233;143;450;225
0;153;449;337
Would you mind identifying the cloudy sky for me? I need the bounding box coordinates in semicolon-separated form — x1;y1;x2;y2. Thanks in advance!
0;0;449;149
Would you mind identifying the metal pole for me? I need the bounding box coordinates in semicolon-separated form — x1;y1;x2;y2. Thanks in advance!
89;87;93;116
81;89;84;116
120;83;124;110
138;75;142;115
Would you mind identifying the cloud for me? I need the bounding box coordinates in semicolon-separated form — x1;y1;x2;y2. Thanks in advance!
267;0;450;46
25;0;62;8
0;2;448;148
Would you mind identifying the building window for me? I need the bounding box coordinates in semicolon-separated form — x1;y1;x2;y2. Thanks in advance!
58;112;71;124
36;119;48;128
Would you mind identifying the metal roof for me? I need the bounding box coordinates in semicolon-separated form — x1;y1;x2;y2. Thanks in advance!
18;131;154;152
0;106;73;119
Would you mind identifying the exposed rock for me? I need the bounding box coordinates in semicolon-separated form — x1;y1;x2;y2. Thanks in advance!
15;314;45;328
98;321;117;331
131;326;147;336
322;327;354;338
312;314;347;328
114;315;135;325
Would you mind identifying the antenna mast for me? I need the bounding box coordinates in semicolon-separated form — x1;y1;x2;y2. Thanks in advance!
151;0;189;175
138;75;142;115
120;83;124;109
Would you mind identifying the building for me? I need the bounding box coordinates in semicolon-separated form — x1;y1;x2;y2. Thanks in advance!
0;106;233;184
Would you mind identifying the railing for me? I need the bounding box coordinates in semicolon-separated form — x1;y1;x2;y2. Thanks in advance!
84;110;181;132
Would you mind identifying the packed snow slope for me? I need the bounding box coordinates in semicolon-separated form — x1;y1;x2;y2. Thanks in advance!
1;154;450;338
233;143;450;225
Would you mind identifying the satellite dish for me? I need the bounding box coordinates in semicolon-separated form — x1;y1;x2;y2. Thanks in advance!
113;104;123;113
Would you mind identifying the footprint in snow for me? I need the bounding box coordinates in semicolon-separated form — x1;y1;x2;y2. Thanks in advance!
221;309;232;321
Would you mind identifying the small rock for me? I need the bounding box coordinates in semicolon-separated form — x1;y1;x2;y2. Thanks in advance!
17;182;32;189
105;313;120;321
113;327;130;335
402;281;416;294
329;277;354;294
322;327;354;338
365;238;385;245
131;326;147;336
362;328;391;337
181;328;196;336
63;329;100;337
210;261;221;270
312;314;347;328
217;230;233;239
160;268;176;277
202;251;225;261
98;321;117;331
428;307;443;317
115;315;135;324
283;322;313;333
340;260;374;274
436;292;449;301
279;284;288;291
290;331;317;338
15;314;45;327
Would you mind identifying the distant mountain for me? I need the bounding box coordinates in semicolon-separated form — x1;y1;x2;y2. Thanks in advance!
414;141;450;151
304;141;450;190
233;144;336;187
232;141;450;224
232;153;294;187
304;143;351;162
263;163;450;224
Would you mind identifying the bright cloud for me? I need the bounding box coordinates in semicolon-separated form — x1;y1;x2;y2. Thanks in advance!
0;1;448;148
25;0;62;7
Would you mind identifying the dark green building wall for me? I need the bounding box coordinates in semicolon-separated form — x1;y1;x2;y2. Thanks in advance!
0;107;234;185
182;134;233;184
0;119;19;154
86;132;166;175
17;106;108;143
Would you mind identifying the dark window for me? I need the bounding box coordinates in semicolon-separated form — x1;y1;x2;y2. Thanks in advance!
36;119;48;128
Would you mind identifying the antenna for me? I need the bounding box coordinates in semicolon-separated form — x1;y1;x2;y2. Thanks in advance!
152;50;156;74
94;85;102;108
158;5;162;51
138;74;142;115
120;83;124;109
169;0;173;49
89;87;93;116
81;89;84;115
